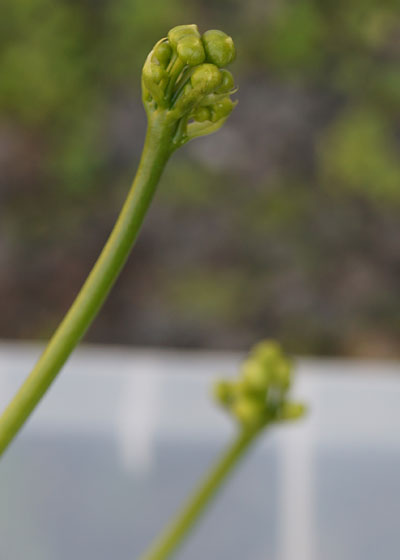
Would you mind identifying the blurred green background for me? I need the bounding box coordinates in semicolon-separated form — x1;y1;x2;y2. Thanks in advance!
0;0;399;357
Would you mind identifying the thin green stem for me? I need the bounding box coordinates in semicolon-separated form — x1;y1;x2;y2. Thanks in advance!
139;429;259;560
165;58;185;100
0;112;176;457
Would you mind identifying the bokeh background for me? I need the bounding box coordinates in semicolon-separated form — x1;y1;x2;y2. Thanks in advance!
1;0;399;357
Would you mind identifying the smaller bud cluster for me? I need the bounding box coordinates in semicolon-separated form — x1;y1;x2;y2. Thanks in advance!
142;24;237;147
214;341;306;432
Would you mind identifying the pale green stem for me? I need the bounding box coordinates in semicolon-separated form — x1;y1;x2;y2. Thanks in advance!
165;57;185;100
139;428;259;560
0;112;176;457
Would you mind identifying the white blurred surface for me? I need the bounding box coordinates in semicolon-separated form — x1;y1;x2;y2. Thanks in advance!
0;341;400;560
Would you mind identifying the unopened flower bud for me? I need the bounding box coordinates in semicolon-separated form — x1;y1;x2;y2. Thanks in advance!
251;340;282;369
153;41;172;67
210;97;235;122
177;36;205;66
202;29;236;67
233;378;255;397
143;62;165;84
280;402;306;421
216;69;235;93
193;106;211;122
214;379;234;406
232;396;267;429
242;358;270;392
191;63;222;94
168;24;200;47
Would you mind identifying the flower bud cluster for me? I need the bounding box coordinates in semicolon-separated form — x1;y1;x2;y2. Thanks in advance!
142;24;237;146
214;341;305;432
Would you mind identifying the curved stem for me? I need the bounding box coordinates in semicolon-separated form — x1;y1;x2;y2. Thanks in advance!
139;429;258;560
0;112;175;457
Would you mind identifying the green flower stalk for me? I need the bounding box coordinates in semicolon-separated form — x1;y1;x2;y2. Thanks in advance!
139;340;305;560
0;24;237;457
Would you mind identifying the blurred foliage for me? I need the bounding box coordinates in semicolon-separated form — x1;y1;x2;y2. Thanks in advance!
319;107;400;203
257;0;400;205
0;0;399;357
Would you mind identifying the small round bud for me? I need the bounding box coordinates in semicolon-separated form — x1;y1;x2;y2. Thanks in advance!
191;63;222;94
210;97;235;122
177;36;205;66
242;358;270;392
217;69;235;93
168;24;200;47
153;41;172;67
193;106;211;122
202;29;236;67
232;396;266;429
143;62;165;84
233;378;254;398
214;380;234;406
251;340;282;369
280;402;306;421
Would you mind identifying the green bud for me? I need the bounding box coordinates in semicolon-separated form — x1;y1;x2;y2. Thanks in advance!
233;378;254;398
143;62;165;84
216;69;235;93
214;380;234;406
142;25;237;143
241;358;270;392
212;338;306;433
280;402;306;421
193;106;211;122
168;24;200;47
202;29;236;68
153;41;172;67
191;63;222;94
232;396;266;429
177;36;205;66
251;340;282;369
210;97;235;122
